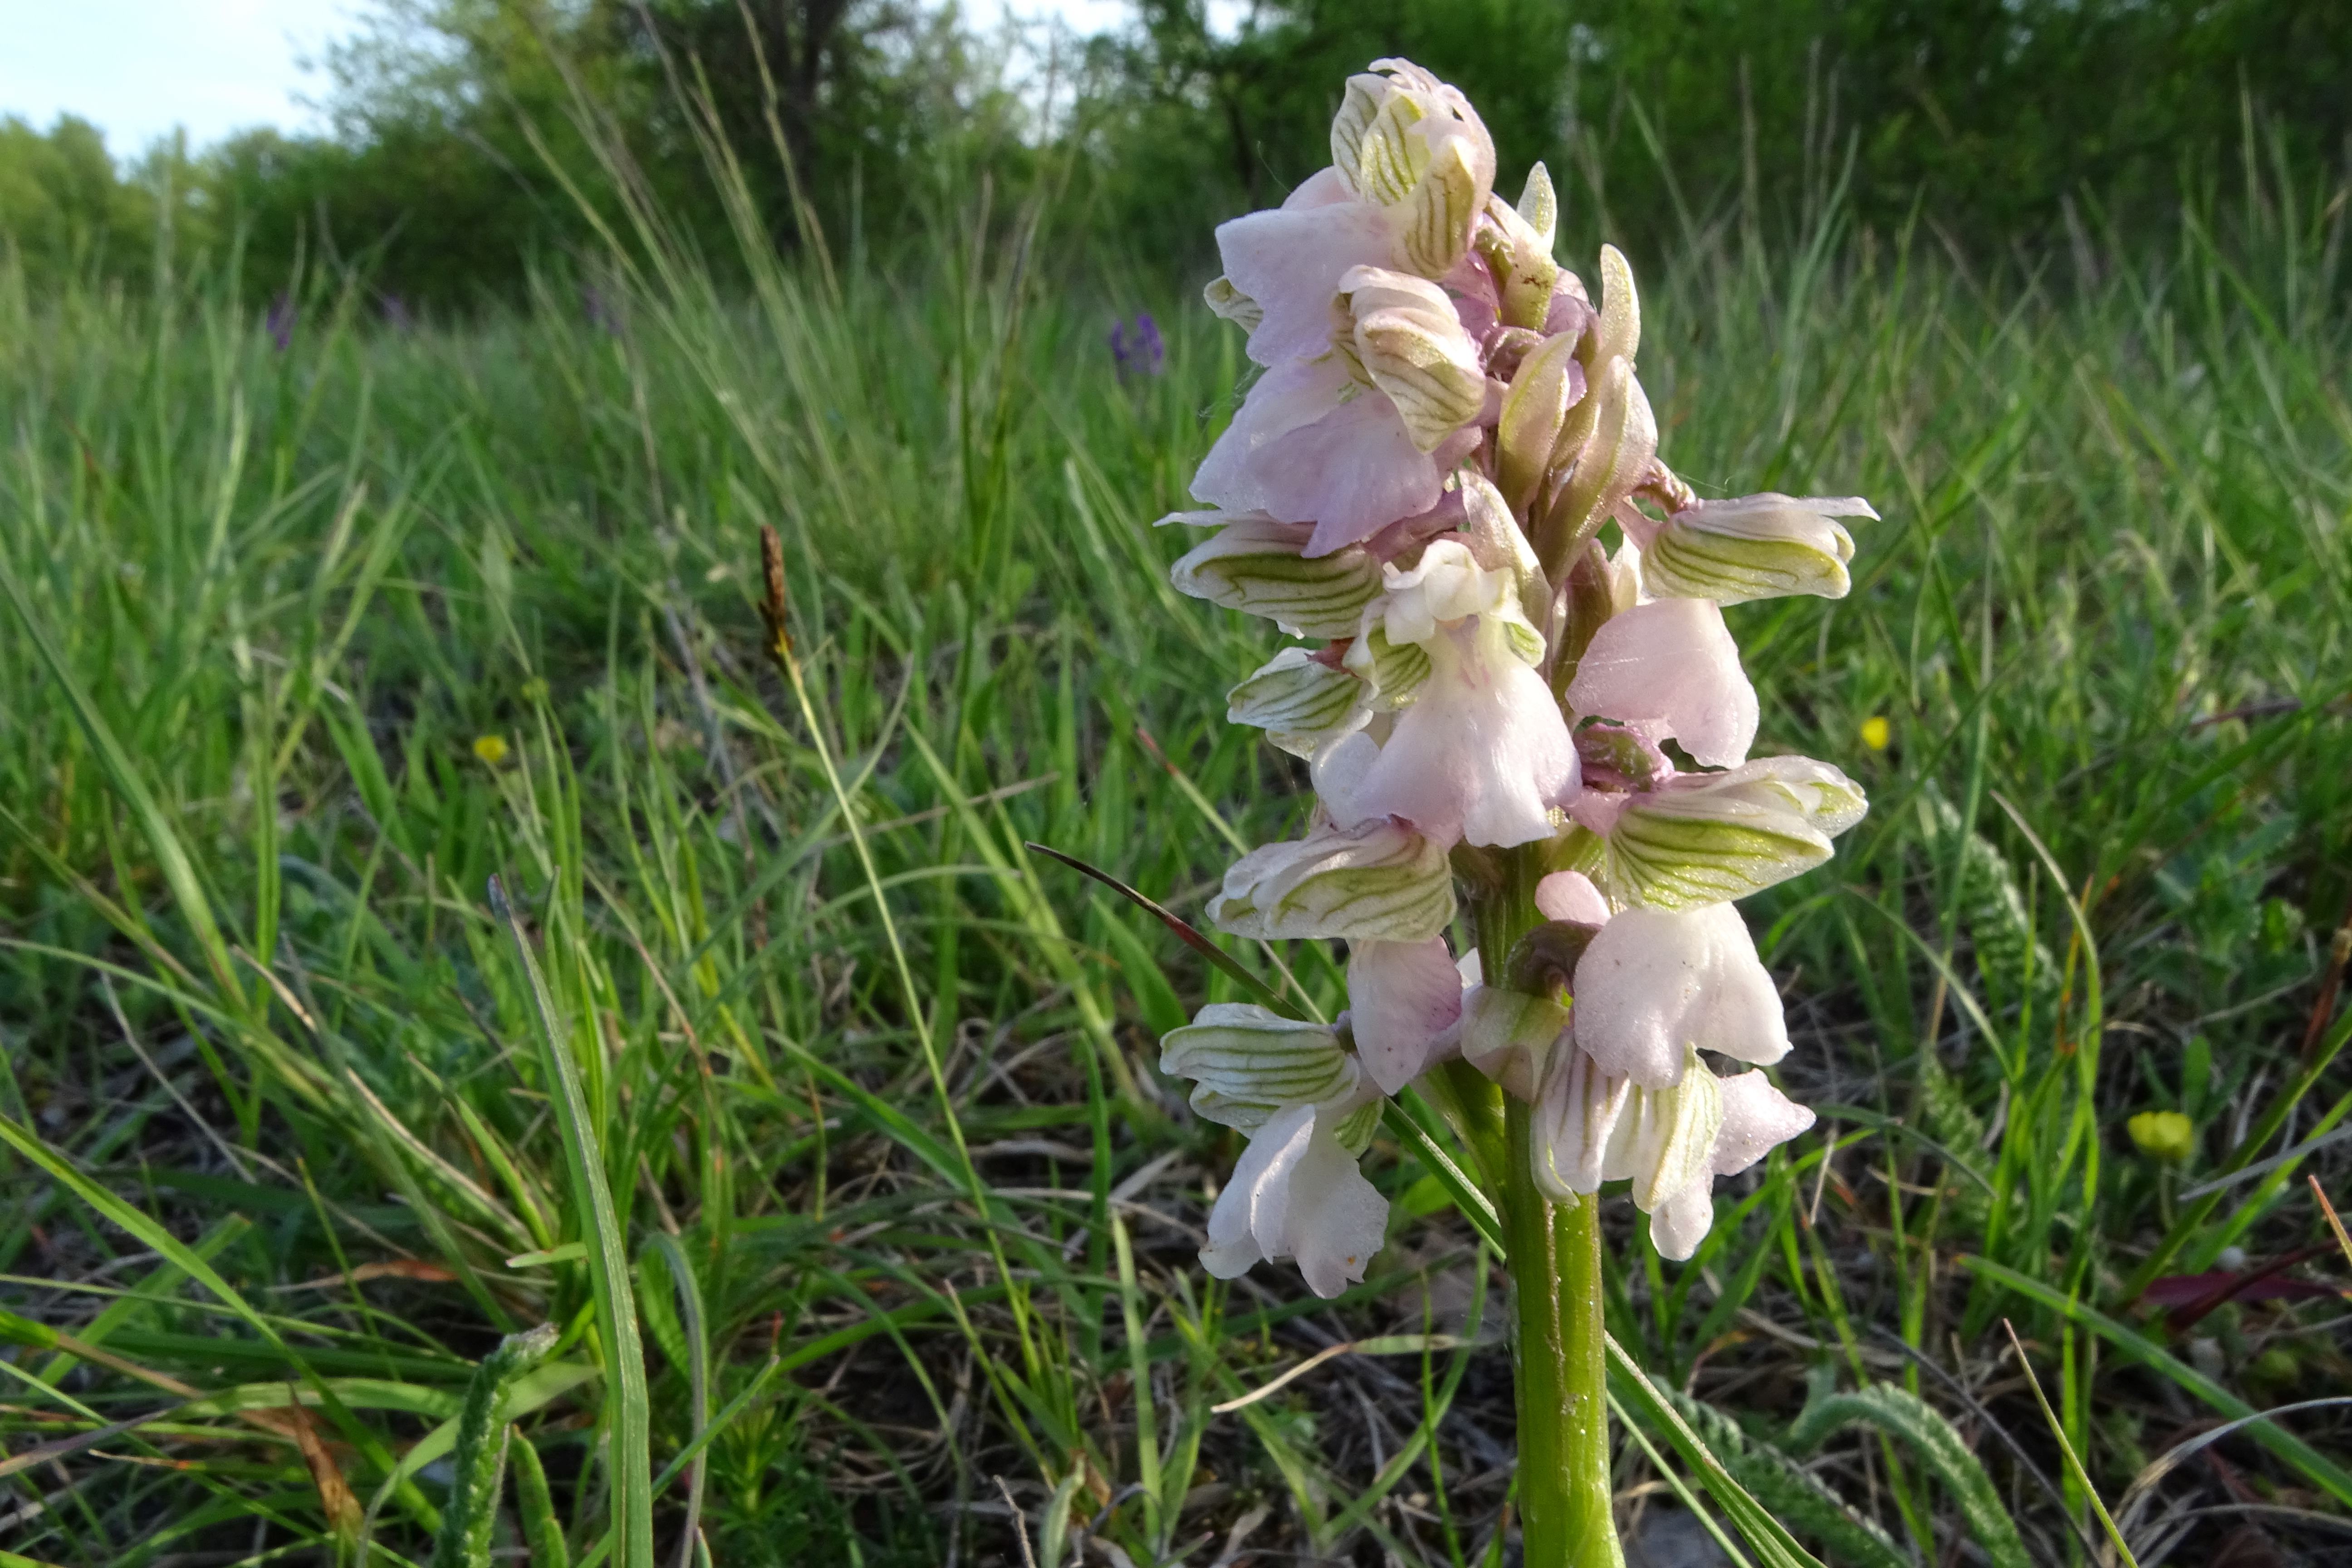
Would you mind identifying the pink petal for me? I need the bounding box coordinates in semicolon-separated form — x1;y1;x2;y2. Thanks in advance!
1536;871;1611;926
1650;1179;1716;1260
1565;598;1758;768
1285;1121;1390;1297
1570;903;1789;1087
1710;1071;1815;1176
1348;937;1466;1094
1215;190;1398;368
1198;1104;1313;1279
1192;360;1445;555
1343;635;1578;846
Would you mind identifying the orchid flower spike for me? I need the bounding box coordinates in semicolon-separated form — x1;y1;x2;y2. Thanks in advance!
1154;57;1873;1297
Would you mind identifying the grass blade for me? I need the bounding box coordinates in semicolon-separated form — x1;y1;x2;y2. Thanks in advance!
512;1429;573;1568
0;550;241;1008
1383;1100;1505;1255
490;875;655;1568
1605;1338;1828;1568
1998;1320;2138;1568
1025;840;1302;1020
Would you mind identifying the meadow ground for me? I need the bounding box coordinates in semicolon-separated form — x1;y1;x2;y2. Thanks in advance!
2;169;2350;1567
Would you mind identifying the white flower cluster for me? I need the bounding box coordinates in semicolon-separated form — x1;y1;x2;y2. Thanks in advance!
1160;60;1873;1295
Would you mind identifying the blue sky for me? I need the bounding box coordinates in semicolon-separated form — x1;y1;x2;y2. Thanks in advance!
0;0;1142;159
0;0;342;155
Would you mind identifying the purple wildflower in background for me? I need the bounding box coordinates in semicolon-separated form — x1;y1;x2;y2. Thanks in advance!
379;293;415;332
582;284;621;336
1109;313;1166;380
265;294;296;353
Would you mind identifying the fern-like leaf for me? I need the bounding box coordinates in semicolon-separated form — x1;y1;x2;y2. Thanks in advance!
1654;1381;1911;1568
1786;1383;2031;1568
431;1323;559;1568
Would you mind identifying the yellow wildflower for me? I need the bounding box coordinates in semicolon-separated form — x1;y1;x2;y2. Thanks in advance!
2127;1110;2194;1161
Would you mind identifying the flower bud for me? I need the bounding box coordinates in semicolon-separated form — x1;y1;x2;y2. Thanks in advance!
1458;470;1543;585
1226;648;1373;758
1640;495;1875;605
1340;267;1487;451
1476;185;1562;331
1517;162;1558;250
1598;757;1868;909
1497;332;1586;514
1330;61;1494;278
1171;516;1386;639
1588;243;1641;369
1210;819;1456;942
1461;985;1570;1102
1545;355;1658;557
1161;1004;1359;1130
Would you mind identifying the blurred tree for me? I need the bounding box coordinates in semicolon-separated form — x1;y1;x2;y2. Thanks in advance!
1077;0;2352;270
0;115;154;281
1;0;2344;304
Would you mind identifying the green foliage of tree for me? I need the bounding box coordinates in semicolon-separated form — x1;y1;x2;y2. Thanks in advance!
1570;0;2352;248
1071;0;2352;269
0;116;208;285
0;0;2346;306
1064;0;1573;269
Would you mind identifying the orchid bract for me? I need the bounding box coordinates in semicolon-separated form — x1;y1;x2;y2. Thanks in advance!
1147;56;1875;1566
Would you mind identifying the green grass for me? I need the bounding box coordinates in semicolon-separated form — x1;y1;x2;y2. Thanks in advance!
2;153;2350;1567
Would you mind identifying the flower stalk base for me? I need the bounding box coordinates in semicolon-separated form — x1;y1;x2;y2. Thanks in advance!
1480;854;1624;1567
1505;1106;1624;1568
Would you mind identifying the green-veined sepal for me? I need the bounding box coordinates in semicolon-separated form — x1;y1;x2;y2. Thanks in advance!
1204;275;1263;333
1342;268;1488;451
1161;1004;1359;1129
1596;756;1867;909
1226;648;1374;757
1171;516;1385;639
1210;820;1456;942
1641;494;1874;605
1349;624;1433;709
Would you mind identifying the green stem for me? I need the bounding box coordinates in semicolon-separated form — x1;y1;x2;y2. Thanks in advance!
1478;852;1625;1568
1506;1109;1624;1567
